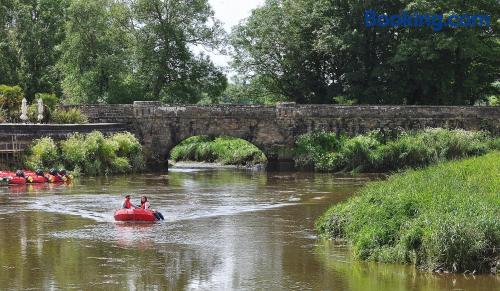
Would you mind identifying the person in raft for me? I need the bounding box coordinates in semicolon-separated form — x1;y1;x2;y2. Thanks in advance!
122;195;138;209
140;196;165;220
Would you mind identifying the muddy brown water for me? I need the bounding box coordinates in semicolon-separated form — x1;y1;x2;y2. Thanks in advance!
0;169;498;290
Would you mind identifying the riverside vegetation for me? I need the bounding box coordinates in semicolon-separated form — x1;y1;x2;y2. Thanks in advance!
25;131;144;175
294;128;500;173
170;129;499;171
170;136;267;167
316;152;500;273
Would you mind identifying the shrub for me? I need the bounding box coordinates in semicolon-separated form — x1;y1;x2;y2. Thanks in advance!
170;135;267;166
25;131;144;175
295;128;498;173
35;93;59;111
60;134;87;167
316;152;500;273
294;131;342;169
0;85;23;122
51;108;88;124
111;157;131;173
334;135;380;172
27;103;39;123
25;137;59;169
109;132;144;170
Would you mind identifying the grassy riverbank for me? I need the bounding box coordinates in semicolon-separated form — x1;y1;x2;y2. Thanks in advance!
316;152;500;273
295;128;499;173
170;136;267;167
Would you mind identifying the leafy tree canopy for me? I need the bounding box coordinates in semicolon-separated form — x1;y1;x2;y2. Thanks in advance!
231;0;499;105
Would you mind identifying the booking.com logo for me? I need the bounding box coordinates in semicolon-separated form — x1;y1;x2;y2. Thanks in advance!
365;10;491;31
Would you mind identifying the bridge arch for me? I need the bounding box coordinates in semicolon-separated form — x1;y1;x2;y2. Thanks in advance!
168;135;269;167
133;103;294;169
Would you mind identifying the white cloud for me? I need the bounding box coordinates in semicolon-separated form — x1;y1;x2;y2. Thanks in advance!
210;0;264;31
193;0;264;76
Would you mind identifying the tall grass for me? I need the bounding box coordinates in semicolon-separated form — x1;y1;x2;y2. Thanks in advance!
295;128;498;173
25;131;144;175
170;136;267;166
316;152;500;273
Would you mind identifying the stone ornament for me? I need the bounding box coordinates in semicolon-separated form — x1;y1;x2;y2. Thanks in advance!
37;98;44;123
20;97;28;123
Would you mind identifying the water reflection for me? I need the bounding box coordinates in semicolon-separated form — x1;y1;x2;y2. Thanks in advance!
0;170;497;290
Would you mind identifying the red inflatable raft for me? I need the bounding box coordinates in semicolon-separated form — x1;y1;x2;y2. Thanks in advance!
0;170;70;185
114;209;158;222
25;174;47;183
8;176;26;185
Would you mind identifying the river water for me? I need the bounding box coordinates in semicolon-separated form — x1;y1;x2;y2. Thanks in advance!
0;169;497;290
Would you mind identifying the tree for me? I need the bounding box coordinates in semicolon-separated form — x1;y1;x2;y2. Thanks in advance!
231;0;499;105
13;0;69;101
0;0;18;86
231;0;337;104
132;0;227;103
58;0;139;104
215;76;286;104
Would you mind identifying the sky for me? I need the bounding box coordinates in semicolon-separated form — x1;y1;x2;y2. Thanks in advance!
198;0;264;76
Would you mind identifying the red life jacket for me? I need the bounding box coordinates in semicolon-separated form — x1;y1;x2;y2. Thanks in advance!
124;199;132;209
141;201;150;209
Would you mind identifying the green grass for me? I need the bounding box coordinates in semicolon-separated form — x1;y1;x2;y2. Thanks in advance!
316;152;500;273
295;128;498;173
170;136;267;166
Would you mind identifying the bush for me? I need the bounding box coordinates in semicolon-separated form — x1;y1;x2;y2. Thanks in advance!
60;134;87;166
170;135;267;166
316;152;500;273
0;85;23;122
26;131;144;176
111;157;131;173
109;132;144;170
295;128;498;173
51;108;88;124
25;137;59;169
35;93;59;111
294;131;343;169
27;103;39;123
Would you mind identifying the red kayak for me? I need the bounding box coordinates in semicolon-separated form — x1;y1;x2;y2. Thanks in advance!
26;175;47;183
114;209;158;222
0;172;26;184
8;176;26;185
45;174;65;183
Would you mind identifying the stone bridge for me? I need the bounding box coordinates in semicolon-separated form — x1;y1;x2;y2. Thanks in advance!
69;102;500;169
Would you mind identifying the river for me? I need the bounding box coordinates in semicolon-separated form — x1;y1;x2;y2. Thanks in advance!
0;169;497;290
